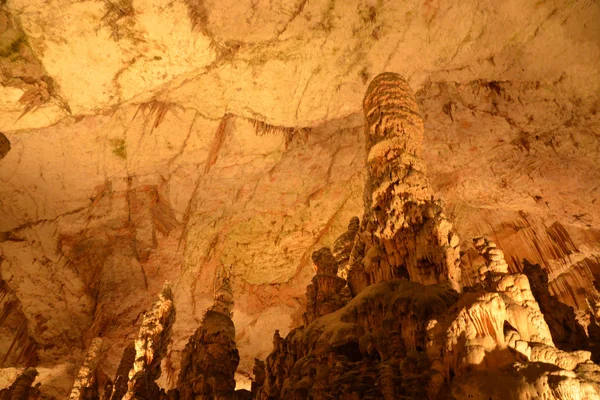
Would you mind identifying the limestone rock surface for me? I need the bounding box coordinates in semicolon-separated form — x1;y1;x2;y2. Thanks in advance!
0;0;599;398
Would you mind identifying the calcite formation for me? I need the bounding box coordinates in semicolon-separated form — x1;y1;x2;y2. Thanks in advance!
123;285;175;400
69;337;104;400
0;368;40;400
60;285;179;400
346;72;462;295
302;247;348;326
176;264;240;399
58;265;243;400
2;68;597;399
523;261;592;354
333;217;360;271
251;73;600;400
472;237;554;346
1;0;599;393
108;342;136;400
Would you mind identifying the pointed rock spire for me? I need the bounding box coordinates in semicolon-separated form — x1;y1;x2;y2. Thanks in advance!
210;263;234;317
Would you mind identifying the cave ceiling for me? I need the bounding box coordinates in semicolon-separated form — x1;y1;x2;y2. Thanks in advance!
0;0;599;395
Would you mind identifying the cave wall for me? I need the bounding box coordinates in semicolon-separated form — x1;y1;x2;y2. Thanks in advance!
0;0;599;397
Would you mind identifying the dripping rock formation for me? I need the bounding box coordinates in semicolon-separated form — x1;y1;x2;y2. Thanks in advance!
0;0;600;399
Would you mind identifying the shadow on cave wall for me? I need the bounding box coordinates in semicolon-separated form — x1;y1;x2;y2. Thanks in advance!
0;132;9;160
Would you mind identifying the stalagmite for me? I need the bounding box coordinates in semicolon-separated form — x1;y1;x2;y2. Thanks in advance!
0;368;40;400
333;217;360;276
303;247;348;325
176;264;240;400
346;72;462;294
108;342;136;400
473;237;554;345
252;73;600;400
46;72;597;400
123;284;175;400
69;337;104;400
523;260;590;352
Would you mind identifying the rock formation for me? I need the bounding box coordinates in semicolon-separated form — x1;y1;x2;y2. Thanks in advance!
69;337;104;400
70;267;243;400
44;69;598;400
107;342;136;400
0;367;40;400
345;72;462;294
1;2;599;395
252;73;600;400
523;260;591;353
176;264;240;400
332;217;360;272
303;247;348;326
123;285;175;400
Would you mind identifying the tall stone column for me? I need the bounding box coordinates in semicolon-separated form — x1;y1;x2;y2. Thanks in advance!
345;72;462;294
176;265;239;400
123;285;176;400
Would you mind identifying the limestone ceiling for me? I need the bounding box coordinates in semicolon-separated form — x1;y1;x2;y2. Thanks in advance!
0;0;599;396
1;0;598;130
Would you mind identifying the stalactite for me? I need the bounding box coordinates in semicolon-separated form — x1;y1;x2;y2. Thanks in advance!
249;118;309;149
